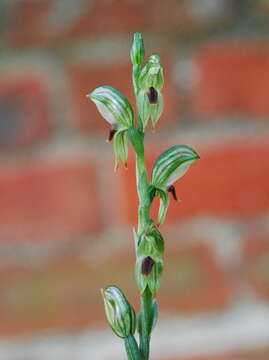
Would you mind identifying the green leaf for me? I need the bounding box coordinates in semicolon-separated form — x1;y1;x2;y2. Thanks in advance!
151;145;200;189
88;86;134;129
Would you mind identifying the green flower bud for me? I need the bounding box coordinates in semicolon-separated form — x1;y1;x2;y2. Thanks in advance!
130;32;145;65
137;221;164;260
113;129;128;170
88;86;134;129
151;145;200;190
135;256;163;296
139;54;164;91
102;285;136;339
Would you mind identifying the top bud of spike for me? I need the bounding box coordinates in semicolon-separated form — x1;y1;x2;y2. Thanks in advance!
130;32;145;65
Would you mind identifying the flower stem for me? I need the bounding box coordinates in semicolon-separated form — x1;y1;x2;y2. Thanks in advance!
124;334;142;360
129;129;153;360
139;286;152;360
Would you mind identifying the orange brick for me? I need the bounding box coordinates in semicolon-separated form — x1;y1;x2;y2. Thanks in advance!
68;60;177;134
119;135;269;225
0;251;138;336
0;75;51;149
6;1;231;47
160;242;231;314
243;235;269;303
6;0;51;47
0;159;101;242
0;240;231;336
191;44;269;118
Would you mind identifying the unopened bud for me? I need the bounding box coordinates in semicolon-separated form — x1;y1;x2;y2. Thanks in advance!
130;32;145;65
102;285;136;339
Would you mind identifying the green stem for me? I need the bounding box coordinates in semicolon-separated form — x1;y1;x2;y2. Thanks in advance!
132;133;153;360
139;286;152;360
136;148;151;232
124;334;142;360
130;64;154;360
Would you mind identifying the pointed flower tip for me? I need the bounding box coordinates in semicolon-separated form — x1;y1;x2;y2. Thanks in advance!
86;92;93;99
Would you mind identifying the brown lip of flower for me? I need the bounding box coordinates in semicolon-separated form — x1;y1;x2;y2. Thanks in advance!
106;128;117;142
141;256;155;276
147;86;158;104
167;185;178;202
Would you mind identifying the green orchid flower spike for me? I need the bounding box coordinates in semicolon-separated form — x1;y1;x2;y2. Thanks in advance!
87;32;200;360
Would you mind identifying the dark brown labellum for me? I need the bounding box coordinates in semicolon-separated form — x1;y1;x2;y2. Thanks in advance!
168;185;178;201
107;128;117;142
142;256;155;276
147;87;158;104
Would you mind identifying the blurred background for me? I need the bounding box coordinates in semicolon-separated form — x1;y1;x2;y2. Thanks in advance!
0;0;269;359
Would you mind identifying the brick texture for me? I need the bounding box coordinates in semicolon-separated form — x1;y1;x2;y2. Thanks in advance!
0;240;230;336
160;242;231;313
0;251;138;336
244;235;269;303
192;44;269;118
5;0;230;47
0;159;101;242
0;76;50;149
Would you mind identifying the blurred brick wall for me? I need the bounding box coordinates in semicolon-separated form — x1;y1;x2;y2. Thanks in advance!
1;0;269;358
